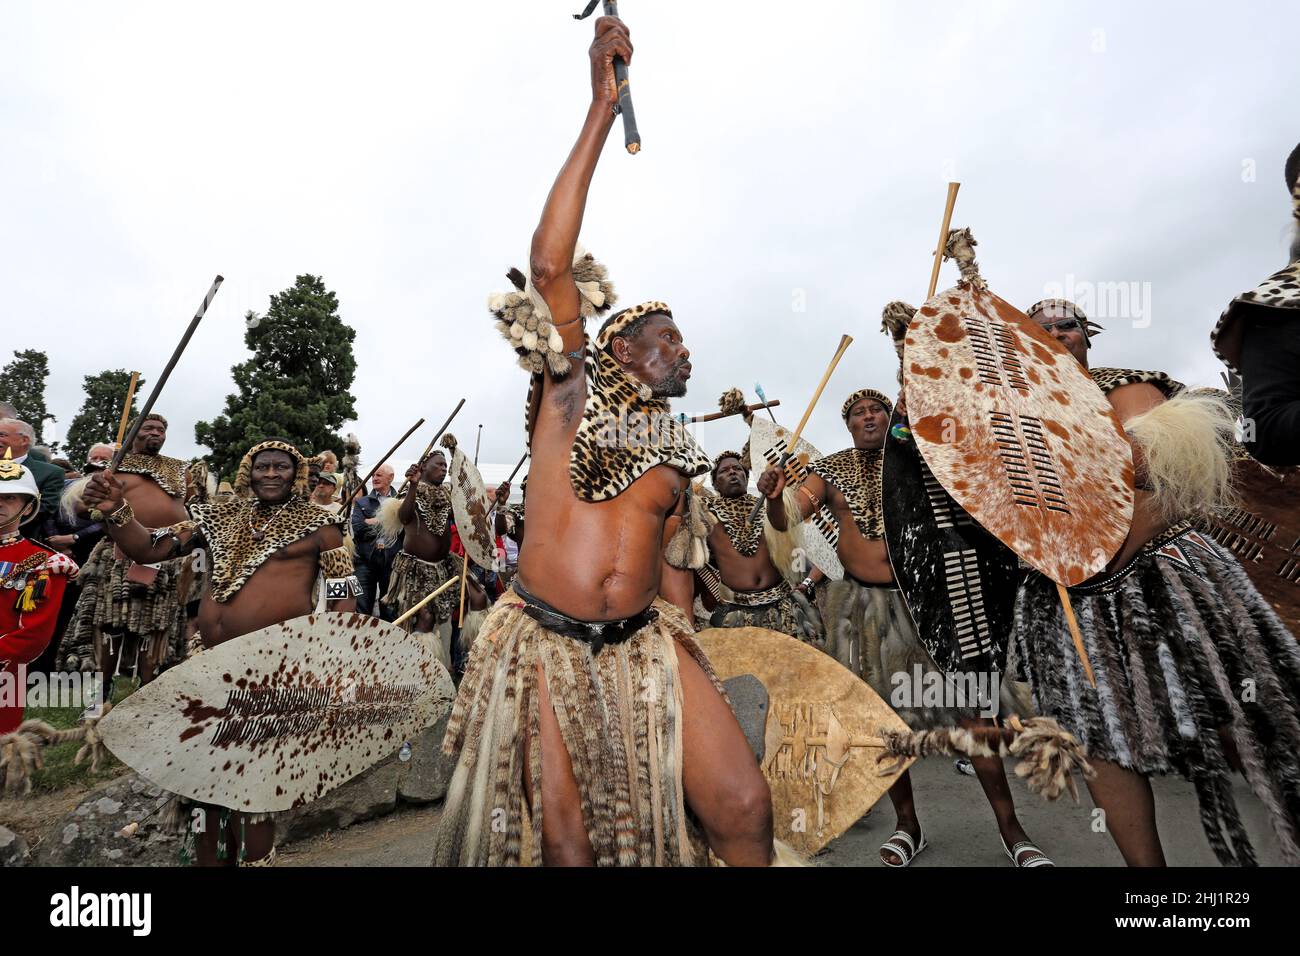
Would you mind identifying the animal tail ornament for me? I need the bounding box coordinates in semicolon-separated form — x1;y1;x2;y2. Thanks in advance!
376;497;404;547
665;486;716;571
487;246;617;377
880;300;917;385
943;227;985;288
718;387;749;421
876;715;1094;801
762;488;806;586
0;705;110;797
1125;391;1238;521
60;475;93;524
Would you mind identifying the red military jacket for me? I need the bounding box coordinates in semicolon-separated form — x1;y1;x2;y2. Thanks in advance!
0;538;75;734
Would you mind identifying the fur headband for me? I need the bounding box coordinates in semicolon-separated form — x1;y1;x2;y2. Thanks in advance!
234;440;310;496
127;412;168;432
596;300;673;351
841;388;893;421
711;450;748;481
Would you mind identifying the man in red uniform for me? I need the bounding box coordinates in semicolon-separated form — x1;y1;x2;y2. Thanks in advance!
1;452;75;735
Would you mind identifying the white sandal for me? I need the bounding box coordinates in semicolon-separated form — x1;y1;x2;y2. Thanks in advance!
879;828;927;867
1001;836;1054;868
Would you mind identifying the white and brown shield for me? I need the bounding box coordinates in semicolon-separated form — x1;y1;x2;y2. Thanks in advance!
695;626;913;855
448;446;496;572
748;418;844;581
97;612;455;813
903;283;1134;585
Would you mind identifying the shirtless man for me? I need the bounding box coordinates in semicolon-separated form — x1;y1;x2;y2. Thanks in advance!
380;451;459;654
703;451;821;643
760;388;1050;867
62;413;200;684
432;15;774;867
83;438;358;866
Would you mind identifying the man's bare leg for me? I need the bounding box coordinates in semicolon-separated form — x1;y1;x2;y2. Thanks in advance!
1085;759;1167;866
525;663;596;866
676;645;774;866
962;716;1048;863
881;771;921;865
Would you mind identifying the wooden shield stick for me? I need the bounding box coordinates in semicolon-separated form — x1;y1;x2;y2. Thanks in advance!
749;335;854;521
574;0;641;153
109;276;224;474
343;418;425;512
397;398;467;496
927;183;960;300
113;372;141;449
456;425;484;623
393;576;460;629
686;399;780;424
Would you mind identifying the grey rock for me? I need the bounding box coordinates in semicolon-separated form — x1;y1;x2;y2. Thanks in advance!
395;714;455;805
37;773;180;867
274;753;401;844
723;674;769;761
0;825;29;867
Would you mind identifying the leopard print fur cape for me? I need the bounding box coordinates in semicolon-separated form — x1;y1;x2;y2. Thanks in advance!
1089;367;1185;398
1212;258;1300;373
811;447;885;540
188;496;347;603
708;493;763;556
117;453;188;499
522;333;711;501
414;481;452;536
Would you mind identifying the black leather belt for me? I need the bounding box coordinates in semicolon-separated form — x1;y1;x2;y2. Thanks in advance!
513;580;657;655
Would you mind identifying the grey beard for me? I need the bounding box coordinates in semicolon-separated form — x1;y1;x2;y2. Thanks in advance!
650;371;688;398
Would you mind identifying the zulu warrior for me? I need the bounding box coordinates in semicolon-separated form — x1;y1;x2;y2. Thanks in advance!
761;387;1049;868
1011;299;1300;867
380;448;459;650
432;15;780;867
83;438;359;866
62;413;202;684
703;449;821;644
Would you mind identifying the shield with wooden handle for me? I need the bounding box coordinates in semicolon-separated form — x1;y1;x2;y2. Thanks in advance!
96;612;454;813
695;626;914;856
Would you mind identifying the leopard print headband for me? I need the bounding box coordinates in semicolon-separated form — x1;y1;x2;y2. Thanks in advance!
234;440;311;496
1025;298;1105;341
595;301;673;350
841;388;893;422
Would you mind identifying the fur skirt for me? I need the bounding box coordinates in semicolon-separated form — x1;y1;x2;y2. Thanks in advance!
431;589;725;866
382;551;458;630
1008;533;1300;866
710;581;824;646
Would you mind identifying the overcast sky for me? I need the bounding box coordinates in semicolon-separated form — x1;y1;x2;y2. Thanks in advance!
4;0;1296;480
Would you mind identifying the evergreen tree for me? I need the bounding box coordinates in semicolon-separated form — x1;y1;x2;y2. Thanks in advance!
65;369;145;463
0;349;56;446
196;275;358;479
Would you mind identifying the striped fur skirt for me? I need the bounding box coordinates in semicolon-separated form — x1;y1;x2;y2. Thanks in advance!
1008;530;1300;866
431;589;724;866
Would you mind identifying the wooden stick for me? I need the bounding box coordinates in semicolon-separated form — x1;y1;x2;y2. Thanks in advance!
109;276;223;473
686;399;780;424
113;372;140;449
926;182;960;300
1057;582;1097;686
343;417;425;511
749;335;853;521
397;398;466;496
505;452;529;484
392;576;460;629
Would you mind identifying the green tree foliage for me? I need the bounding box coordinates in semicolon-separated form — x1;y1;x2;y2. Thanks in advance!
0;349;56;446
64;369;146;464
196;275;358;479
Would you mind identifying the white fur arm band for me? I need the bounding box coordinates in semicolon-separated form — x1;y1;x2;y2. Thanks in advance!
325;576;361;600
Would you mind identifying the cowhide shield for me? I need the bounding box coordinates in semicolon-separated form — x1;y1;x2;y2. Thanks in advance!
748;418;844;581
695;626;913;855
1203;459;1300;631
97;613;455;813
449;446;496;572
903;283;1134;585
883;406;1022;674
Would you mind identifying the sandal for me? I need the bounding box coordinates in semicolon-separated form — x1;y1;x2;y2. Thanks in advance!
879;828;927;867
1001;836;1054;868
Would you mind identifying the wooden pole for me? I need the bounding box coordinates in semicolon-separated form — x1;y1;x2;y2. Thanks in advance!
686;399;780;424
457;426;483;623
109;276;224;473
342;418;425;511
113;372;141;449
1057;582;1096;686
397;398;466;496
749;335;853;521
926;182;961;300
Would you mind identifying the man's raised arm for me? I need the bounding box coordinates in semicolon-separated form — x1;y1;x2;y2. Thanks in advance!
528;16;631;355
